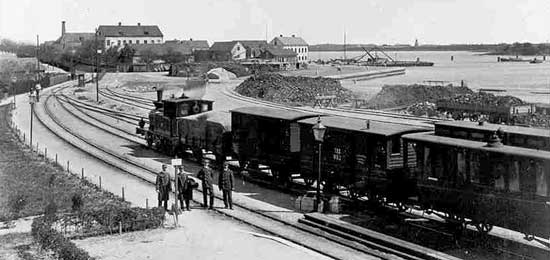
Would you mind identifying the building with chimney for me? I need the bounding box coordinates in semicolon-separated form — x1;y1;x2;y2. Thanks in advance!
98;22;164;48
270;35;308;64
51;21;95;50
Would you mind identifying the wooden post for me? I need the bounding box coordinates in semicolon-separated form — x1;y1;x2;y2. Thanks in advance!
55;154;58;164
99;176;102;189
67;161;70;172
121;186;125;201
81;168;84;179
146;198;149;209
119;221;122;235
44;148;47;160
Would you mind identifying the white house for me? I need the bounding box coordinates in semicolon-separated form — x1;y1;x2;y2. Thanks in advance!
209;41;246;61
98;22;164;48
270;35;308;63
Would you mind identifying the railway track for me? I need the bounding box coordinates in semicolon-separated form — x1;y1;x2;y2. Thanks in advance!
33;84;463;260
97;81;550;260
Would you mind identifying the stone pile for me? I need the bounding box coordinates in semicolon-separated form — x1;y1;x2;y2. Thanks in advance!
368;84;473;109
235;73;352;106
442;92;525;106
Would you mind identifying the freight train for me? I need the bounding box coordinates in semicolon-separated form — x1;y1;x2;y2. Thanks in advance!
137;93;550;239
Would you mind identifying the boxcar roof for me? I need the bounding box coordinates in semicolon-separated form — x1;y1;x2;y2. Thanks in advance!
435;120;550;138
165;98;213;103
298;116;430;137
185;111;231;131
231;106;319;121
403;132;550;160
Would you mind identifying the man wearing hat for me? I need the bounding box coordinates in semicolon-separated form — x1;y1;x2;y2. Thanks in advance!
176;166;196;211
197;160;215;209
156;164;171;210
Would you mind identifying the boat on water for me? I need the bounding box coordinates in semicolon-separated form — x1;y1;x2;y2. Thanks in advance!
497;56;529;62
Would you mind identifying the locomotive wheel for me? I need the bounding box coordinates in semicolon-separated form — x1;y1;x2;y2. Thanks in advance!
475;222;493;234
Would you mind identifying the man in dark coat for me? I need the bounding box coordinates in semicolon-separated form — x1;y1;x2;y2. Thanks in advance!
176;166;196;211
219;163;234;209
197;160;215;209
156;164;171;210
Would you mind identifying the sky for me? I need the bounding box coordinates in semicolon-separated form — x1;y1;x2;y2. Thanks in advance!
1;0;550;45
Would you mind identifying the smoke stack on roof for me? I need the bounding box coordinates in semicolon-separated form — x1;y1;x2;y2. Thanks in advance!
61;21;66;36
137;22;141;26
118;22;122;26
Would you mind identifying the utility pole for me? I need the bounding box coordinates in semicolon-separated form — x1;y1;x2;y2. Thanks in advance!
95;29;100;102
343;29;347;60
36;35;39;70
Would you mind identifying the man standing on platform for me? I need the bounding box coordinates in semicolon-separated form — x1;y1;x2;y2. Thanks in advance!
156;164;171;210
197;160;215;209
219;163;234;209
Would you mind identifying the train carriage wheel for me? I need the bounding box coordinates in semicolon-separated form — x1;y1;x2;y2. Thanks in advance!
475;222;493;234
523;234;535;241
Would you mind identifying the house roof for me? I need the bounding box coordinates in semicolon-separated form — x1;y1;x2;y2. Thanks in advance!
57;33;95;43
403;132;550;160
98;25;163;37
130;43;192;56
298;116;430;137
210;41;240;52
434;121;550;138
165;40;209;49
238;40;268;49
231;106;319;121
264;46;297;57
272;36;308;46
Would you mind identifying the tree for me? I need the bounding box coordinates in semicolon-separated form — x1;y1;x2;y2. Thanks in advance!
118;45;135;64
163;47;186;64
139;48;156;65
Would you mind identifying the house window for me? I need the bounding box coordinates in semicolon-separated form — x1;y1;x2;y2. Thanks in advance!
129;40;132;44
237;46;240;51
106;40;111;46
144;40;148;44
391;137;401;154
123;40;127;44
157;40;161;43
136;40;140;44
117;40;121;45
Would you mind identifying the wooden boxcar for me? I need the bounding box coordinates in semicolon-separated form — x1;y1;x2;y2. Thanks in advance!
297;116;430;200
403;132;550;238
434;120;550;151
436;100;534;123
231;107;319;182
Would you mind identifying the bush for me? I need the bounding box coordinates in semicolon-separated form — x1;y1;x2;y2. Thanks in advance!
31;217;93;260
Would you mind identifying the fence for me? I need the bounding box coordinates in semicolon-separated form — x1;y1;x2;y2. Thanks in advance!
6;104;163;236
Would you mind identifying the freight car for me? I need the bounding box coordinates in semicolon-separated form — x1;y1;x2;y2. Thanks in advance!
436;99;534;123
230;106;319;182
434;120;550;151
297;116;430;200
402;131;550;239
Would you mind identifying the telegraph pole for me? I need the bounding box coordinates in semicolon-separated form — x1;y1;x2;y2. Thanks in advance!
36;35;39;70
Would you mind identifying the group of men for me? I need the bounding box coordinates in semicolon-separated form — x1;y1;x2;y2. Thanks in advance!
155;160;234;211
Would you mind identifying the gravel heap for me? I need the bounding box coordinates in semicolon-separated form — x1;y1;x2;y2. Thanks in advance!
440;92;525;106
170;62;250;77
367;84;473;109
406;102;440;117
235;73;353;106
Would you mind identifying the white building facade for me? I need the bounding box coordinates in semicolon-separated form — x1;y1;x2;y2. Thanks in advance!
98;23;164;49
270;35;308;63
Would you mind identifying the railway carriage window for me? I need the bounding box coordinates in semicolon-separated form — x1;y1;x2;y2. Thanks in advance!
494;163;506;190
509;160;520;192
457;151;467;184
423;147;431;178
391;137;401;154
375;144;386;169
455;131;467;138
520;160;537;194
535;161;548;196
469;152;481;184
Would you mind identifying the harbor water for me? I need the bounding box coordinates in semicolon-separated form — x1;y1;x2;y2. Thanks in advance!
311;51;550;104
